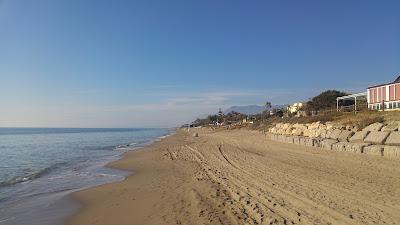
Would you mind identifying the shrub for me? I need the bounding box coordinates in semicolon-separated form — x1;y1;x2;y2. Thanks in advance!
305;90;347;111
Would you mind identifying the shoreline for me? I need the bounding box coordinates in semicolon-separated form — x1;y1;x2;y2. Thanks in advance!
62;130;176;225
65;128;400;225
0;128;173;225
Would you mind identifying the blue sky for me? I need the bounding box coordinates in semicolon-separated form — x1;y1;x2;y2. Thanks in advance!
0;0;399;127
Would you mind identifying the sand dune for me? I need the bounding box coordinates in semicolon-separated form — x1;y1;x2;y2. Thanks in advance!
66;129;400;225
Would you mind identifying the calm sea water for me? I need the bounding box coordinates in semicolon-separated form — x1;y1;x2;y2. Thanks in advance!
0;128;171;225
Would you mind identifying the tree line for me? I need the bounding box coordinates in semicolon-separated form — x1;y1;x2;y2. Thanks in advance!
188;90;357;127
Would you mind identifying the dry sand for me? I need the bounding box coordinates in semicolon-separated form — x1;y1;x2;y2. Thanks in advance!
66;128;400;225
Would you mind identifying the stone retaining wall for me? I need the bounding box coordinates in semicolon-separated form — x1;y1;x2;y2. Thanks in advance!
267;121;400;159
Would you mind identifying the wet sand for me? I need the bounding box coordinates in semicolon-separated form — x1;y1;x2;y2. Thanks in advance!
65;128;400;225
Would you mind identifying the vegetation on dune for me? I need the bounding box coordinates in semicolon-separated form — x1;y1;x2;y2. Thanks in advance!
259;110;400;130
304;90;348;111
192;111;248;127
187;89;399;130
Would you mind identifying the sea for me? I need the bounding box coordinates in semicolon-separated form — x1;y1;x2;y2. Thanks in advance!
0;127;172;225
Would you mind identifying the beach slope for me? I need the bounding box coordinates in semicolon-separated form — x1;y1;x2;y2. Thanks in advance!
66;129;400;225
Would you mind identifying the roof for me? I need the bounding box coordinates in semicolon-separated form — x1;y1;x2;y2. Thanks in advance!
368;75;400;88
394;75;400;83
337;92;367;100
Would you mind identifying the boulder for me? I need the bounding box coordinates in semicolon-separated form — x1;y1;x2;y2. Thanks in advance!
364;131;390;144
268;133;275;140
277;135;285;142
269;127;277;133
283;135;290;142
292;136;300;145
384;132;400;146
352;125;360;132
302;129;312;137
284;127;294;135
332;142;348;151
381;121;400;132
193;133;199;137
282;135;289;142
314;129;323;138
285;136;294;144
362;122;384;132
312;138;321;147
308;122;320;130
307;130;316;138
320;130;328;139
299;137;320;147
299;137;308;146
363;145;384;156
311;129;319;138
337;130;355;142
384;146;400;159
272;134;279;141
349;130;370;143
292;128;303;136
325;122;335;130
325;130;333;138
321;139;338;150
328;129;342;140
345;143;371;153
314;129;324;138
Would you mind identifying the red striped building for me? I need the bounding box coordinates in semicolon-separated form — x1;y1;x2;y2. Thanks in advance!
367;76;400;110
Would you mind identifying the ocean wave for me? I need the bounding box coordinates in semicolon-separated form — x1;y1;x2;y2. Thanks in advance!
0;165;59;188
114;142;137;150
114;144;129;150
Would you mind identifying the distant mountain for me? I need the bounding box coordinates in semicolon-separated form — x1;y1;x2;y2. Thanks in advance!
224;105;288;115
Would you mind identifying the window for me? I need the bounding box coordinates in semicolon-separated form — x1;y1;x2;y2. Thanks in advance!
389;102;393;109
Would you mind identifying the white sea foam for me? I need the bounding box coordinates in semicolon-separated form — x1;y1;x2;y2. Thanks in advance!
0;127;171;225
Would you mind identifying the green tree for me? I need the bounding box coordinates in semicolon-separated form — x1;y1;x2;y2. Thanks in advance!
265;101;272;110
306;90;347;111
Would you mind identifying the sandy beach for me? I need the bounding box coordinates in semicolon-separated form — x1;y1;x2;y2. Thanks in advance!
65;128;400;225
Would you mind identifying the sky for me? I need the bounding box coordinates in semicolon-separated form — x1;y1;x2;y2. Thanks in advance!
0;0;399;128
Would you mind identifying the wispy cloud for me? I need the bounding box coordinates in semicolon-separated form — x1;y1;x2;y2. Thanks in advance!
0;86;369;128
100;90;268;113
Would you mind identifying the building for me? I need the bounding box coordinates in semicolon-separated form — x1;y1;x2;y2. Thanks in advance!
287;102;304;114
367;75;400;111
242;117;254;124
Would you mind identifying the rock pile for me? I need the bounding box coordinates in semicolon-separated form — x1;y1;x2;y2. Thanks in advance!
267;121;400;159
